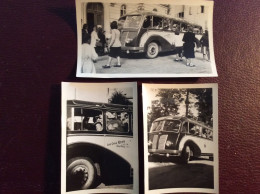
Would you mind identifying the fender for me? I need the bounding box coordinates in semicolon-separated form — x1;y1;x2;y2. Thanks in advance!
179;137;201;157
67;142;133;185
142;35;174;52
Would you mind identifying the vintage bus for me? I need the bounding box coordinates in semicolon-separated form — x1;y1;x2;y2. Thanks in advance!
119;11;203;58
66;100;134;191
148;116;214;164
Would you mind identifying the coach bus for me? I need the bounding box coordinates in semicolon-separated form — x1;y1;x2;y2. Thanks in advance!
119;11;203;58
66;100;134;191
148;116;214;164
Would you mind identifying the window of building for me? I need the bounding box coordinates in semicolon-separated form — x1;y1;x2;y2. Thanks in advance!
178;12;184;18
189;7;192;15
201;6;205;13
120;4;126;16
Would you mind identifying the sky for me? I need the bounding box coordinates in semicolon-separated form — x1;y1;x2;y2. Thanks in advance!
64;83;133;103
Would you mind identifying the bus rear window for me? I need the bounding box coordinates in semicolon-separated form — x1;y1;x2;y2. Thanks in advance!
124;15;142;28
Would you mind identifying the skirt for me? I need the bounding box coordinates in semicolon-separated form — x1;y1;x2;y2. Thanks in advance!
109;47;121;58
183;43;195;58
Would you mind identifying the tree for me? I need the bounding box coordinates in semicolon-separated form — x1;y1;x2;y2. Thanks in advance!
189;88;213;126
147;89;184;128
109;91;132;105
147;88;213;128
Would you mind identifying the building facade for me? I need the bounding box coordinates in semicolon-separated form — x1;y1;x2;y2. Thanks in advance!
80;2;209;34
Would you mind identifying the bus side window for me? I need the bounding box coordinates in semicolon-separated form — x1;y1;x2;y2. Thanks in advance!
163;18;171;30
143;16;151;28
189;123;196;135
202;128;207;138
153;16;163;29
181;122;188;133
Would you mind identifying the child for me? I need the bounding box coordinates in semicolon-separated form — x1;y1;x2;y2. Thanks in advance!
81;34;98;73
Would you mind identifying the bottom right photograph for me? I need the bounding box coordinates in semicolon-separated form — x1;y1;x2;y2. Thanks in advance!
142;83;219;194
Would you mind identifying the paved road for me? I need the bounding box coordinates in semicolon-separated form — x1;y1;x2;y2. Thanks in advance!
96;183;133;189
94;50;213;75
148;158;214;190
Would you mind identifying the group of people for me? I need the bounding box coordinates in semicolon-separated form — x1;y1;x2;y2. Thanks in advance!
174;26;210;67
81;21;122;73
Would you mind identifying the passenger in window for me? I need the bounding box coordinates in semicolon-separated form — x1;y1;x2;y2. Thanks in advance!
121;114;129;132
95;122;103;131
182;26;197;67
202;128;207;138
83;117;95;131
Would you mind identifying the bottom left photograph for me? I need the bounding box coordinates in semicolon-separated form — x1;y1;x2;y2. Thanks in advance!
61;82;139;194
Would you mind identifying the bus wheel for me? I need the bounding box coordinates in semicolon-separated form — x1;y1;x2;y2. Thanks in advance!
67;157;97;191
181;145;192;164
146;42;159;59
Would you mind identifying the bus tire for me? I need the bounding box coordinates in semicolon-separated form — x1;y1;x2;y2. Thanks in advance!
67;157;97;191
181;145;192;164
146;42;159;59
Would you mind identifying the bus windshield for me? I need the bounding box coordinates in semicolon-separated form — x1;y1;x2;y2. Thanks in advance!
150;120;181;133
124;15;142;28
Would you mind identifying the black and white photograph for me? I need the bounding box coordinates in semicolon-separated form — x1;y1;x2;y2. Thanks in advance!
61;82;139;194
76;0;217;78
142;83;219;193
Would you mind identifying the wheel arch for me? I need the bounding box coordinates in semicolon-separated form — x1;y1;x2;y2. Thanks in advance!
180;140;201;157
144;36;164;52
67;142;133;184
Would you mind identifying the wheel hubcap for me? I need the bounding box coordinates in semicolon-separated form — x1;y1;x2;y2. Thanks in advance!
73;165;89;185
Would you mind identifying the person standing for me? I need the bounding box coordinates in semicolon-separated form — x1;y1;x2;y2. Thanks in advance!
90;26;100;51
82;23;89;44
200;30;210;61
173;26;183;62
81;34;98;73
97;25;106;56
182;26;197;67
103;21;122;68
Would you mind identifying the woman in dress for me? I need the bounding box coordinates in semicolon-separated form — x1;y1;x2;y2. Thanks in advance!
182;26;197;67
103;21;121;68
81;34;98;73
90;26;100;52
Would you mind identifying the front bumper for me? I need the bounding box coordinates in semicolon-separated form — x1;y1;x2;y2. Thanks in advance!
148;149;181;156
121;46;144;53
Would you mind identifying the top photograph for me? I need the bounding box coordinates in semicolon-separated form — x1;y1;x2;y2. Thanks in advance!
75;0;217;78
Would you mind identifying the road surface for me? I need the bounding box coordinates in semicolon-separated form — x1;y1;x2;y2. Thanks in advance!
148;158;214;190
94;50;213;75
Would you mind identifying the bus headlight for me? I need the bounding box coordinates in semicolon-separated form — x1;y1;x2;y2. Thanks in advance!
165;140;173;147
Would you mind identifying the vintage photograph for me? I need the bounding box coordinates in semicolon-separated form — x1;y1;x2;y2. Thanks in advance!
142;83;219;193
61;82;139;194
76;0;217;78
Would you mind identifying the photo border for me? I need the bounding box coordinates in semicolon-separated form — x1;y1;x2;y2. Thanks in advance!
76;0;217;78
142;83;219;194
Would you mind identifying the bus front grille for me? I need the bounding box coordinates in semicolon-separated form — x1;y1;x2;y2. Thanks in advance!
158;135;168;150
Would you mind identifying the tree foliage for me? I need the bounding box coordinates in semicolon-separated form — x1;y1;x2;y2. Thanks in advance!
109;91;133;105
148;88;213;129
